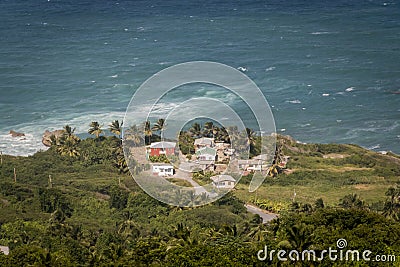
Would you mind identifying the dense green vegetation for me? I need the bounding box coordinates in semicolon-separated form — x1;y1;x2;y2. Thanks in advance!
0;126;399;266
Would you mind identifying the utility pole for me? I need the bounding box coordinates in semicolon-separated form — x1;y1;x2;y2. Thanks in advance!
292;189;297;202
13;168;16;183
48;175;53;188
1;151;2;165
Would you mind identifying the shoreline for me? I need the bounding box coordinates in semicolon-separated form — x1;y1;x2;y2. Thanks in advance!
2;132;399;158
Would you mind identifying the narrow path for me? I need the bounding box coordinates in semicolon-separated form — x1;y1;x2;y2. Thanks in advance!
245;204;278;223
174;168;209;195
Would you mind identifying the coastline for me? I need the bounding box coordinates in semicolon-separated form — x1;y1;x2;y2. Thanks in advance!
2;131;398;158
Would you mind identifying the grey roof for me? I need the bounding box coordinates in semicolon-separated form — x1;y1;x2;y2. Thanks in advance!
150;141;176;149
152;163;174;167
253;154;270;161
210;175;236;183
196;147;217;156
238;159;263;165
194;137;214;146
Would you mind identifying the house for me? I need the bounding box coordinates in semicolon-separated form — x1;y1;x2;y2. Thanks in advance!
224;148;235;156
238;159;267;171
194;137;214;150
149;141;176;156
0;246;9;256
152;164;175;177
198;160;215;171
210;175;236;189
195;147;217;161
253;154;270;161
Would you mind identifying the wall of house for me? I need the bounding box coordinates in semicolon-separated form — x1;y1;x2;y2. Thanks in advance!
152;166;174;176
150;148;175;156
198;154;215;161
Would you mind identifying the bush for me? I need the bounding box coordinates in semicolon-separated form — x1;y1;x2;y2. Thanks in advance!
109;186;129;210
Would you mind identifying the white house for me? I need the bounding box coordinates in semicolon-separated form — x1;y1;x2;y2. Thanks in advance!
194;137;214;150
152;164;175;177
196;147;217;161
0;246;9;256
210;175;236;189
238;159;266;171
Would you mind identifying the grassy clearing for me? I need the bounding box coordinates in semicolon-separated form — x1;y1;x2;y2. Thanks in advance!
166;178;193;187
234;137;400;208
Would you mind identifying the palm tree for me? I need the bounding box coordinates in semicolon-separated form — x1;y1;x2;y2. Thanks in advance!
247;224;269;242
144;120;152;145
152;118;166;137
203;121;214;137
383;186;400;220
115;154;129;174
56;125;80;157
266;140;286;177
125;124;142;146
57;136;80;158
178;130;195;155
88;121;103;139
109;120;123;138
63;125;76;138
226;126;240;144
246;127;258;155
215;126;229;143
188;122;202;138
339;193;365;209
60;124;80;143
273;140;285;165
281;223;314;252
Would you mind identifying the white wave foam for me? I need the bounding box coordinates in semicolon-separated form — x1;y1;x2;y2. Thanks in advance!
286;100;301;104
0;133;48;156
110;74;118;78
0;111;127;156
310;31;332;35
345;87;355;92
265;66;276;72
367;144;380;150
237;66;247;72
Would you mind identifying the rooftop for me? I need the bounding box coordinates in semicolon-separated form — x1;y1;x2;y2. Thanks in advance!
194;137;214;146
196;147;217;156
150;141;176;149
210;174;236;183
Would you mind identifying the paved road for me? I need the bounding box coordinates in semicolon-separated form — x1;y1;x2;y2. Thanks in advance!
245;204;278;223
174;168;211;195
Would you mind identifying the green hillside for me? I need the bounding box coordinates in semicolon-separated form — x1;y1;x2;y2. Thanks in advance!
0;134;399;266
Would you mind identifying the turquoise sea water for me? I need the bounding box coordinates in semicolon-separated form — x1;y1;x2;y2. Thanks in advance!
0;0;399;155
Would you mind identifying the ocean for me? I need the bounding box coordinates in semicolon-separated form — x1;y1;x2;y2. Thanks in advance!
0;0;399;156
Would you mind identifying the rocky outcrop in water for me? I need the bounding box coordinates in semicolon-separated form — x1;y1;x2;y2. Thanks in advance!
9;130;25;137
42;130;64;147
